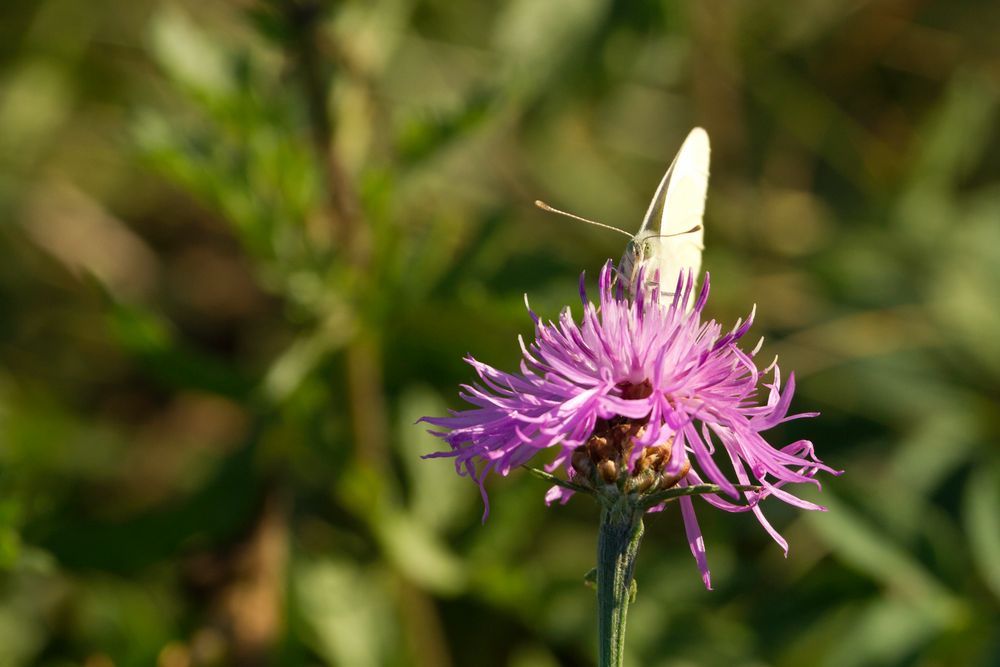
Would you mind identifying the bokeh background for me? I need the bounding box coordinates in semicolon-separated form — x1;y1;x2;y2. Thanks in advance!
1;1;999;665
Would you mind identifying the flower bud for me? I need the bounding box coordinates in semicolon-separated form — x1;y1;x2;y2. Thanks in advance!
571;446;595;480
659;459;691;490
597;460;618;484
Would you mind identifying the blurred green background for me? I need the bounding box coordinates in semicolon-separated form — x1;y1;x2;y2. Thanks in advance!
1;1;999;665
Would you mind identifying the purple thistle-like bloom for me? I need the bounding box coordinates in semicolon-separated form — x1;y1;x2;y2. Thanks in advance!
422;261;837;588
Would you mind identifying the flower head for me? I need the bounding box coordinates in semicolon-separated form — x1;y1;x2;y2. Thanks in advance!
422;261;837;588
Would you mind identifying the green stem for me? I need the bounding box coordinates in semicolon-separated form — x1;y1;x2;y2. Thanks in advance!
597;502;644;667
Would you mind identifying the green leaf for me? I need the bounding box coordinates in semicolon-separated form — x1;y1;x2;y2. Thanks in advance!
820;598;941;667
493;0;610;94
375;512;467;596
903;70;997;191
399;387;473;532
964;462;1000;602
638;483;763;510
524;466;593;496
259;318;355;405
396;87;497;167
805;490;964;623
149;6;235;98
294;557;396;667
106;299;251;400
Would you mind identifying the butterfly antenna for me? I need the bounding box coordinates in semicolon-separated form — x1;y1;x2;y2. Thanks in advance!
649;225;704;247
649;224;702;239
534;200;633;239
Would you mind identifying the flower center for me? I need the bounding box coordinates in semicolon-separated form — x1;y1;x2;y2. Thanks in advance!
570;380;690;495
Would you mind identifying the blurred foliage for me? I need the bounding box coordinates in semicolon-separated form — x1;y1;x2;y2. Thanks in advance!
0;0;999;665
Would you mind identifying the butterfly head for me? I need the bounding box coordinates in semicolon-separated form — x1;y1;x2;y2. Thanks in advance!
618;232;659;293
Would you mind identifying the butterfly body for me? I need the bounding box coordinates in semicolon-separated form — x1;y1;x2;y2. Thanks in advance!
620;128;710;300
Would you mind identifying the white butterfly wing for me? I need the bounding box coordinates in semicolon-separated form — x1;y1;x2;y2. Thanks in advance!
652;127;709;292
622;127;710;299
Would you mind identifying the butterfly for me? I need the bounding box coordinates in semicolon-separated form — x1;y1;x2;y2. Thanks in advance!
536;127;710;303
619;127;709;301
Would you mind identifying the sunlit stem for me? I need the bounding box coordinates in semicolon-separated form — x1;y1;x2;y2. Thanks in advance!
597;500;644;667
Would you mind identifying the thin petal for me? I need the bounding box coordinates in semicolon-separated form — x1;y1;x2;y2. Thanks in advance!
680;493;712;590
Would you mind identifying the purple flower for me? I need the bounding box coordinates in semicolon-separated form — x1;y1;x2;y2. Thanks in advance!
421;261;837;588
